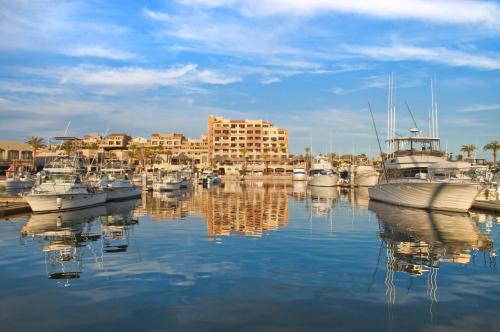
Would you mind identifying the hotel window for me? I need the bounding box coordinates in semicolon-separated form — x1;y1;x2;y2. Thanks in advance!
239;124;245;128
231;124;237;128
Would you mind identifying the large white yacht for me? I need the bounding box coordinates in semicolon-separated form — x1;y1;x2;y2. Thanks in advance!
308;156;339;187
368;105;483;212
26;147;106;213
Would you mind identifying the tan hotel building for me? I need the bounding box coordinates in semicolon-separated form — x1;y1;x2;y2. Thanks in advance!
207;115;289;162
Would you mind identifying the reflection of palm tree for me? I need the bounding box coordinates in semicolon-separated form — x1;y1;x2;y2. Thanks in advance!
460;144;476;158
483;140;499;165
26;136;45;169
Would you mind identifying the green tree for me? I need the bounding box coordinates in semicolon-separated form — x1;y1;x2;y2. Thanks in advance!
460;144;476;158
483;140;499;165
25;136;46;169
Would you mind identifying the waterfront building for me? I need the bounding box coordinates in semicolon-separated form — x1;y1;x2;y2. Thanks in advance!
207;115;289;163
100;133;132;150
0;140;33;162
82;134;102;146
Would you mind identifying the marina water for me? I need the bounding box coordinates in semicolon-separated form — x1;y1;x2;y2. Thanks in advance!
1;182;499;331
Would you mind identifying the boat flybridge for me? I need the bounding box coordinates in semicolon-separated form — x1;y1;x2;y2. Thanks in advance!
26;137;107;213
368;79;483;212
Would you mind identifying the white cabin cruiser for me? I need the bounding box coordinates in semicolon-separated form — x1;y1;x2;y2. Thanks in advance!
292;168;307;181
26;149;106;213
153;170;182;191
96;166;141;201
308;156;339;187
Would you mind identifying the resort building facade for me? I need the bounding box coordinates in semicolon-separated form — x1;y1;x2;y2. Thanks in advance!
207;115;289;162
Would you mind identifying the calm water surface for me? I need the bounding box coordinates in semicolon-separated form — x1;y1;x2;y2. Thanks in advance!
1;181;499;331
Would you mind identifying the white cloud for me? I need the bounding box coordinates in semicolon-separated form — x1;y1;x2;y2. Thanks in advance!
261;77;281;85
179;0;500;29
62;45;138;60
457;104;500;113
58;64;241;87
344;44;500;70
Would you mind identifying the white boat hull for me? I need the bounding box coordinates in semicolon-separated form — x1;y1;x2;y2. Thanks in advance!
308;174;339;187
354;172;379;187
153;182;181;191
368;181;483;212
292;174;307;181
26;191;107;213
104;186;142;201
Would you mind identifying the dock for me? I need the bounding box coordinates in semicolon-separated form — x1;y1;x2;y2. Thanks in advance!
0;197;31;217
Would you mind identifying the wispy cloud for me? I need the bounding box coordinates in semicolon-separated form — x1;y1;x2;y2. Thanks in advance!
58;64;241;87
180;0;500;29
62;45;138;60
344;44;500;70
457;104;500;113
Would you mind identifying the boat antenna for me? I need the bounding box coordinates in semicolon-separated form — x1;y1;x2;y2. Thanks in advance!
404;101;419;132
368;102;388;182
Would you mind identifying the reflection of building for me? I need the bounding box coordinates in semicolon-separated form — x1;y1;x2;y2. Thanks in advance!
137;182;291;237
204;182;290;237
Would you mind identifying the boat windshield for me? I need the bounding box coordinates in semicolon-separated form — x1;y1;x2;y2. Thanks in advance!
309;169;333;176
44;173;78;184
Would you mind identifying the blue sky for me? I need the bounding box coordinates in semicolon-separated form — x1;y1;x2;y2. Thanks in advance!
0;0;499;158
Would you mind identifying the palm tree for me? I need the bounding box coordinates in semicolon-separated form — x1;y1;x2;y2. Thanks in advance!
25;136;45;170
61;141;76;157
239;148;248;175
460;144;476;158
483;140;499;165
304;147;311;170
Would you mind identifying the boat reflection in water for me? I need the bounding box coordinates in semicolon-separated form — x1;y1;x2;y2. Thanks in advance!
21;206;104;286
309;186;339;216
292;181;307;202
348;187;370;210
100;200;140;253
370;201;495;308
139;182;291;237
20;200;140;286
371;201;494;274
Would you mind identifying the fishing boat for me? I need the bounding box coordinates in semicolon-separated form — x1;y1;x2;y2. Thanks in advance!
353;165;380;187
199;169;221;186
153;170;182;191
308;156;339;187
367;81;483;212
94;161;141;201
26;139;106;213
